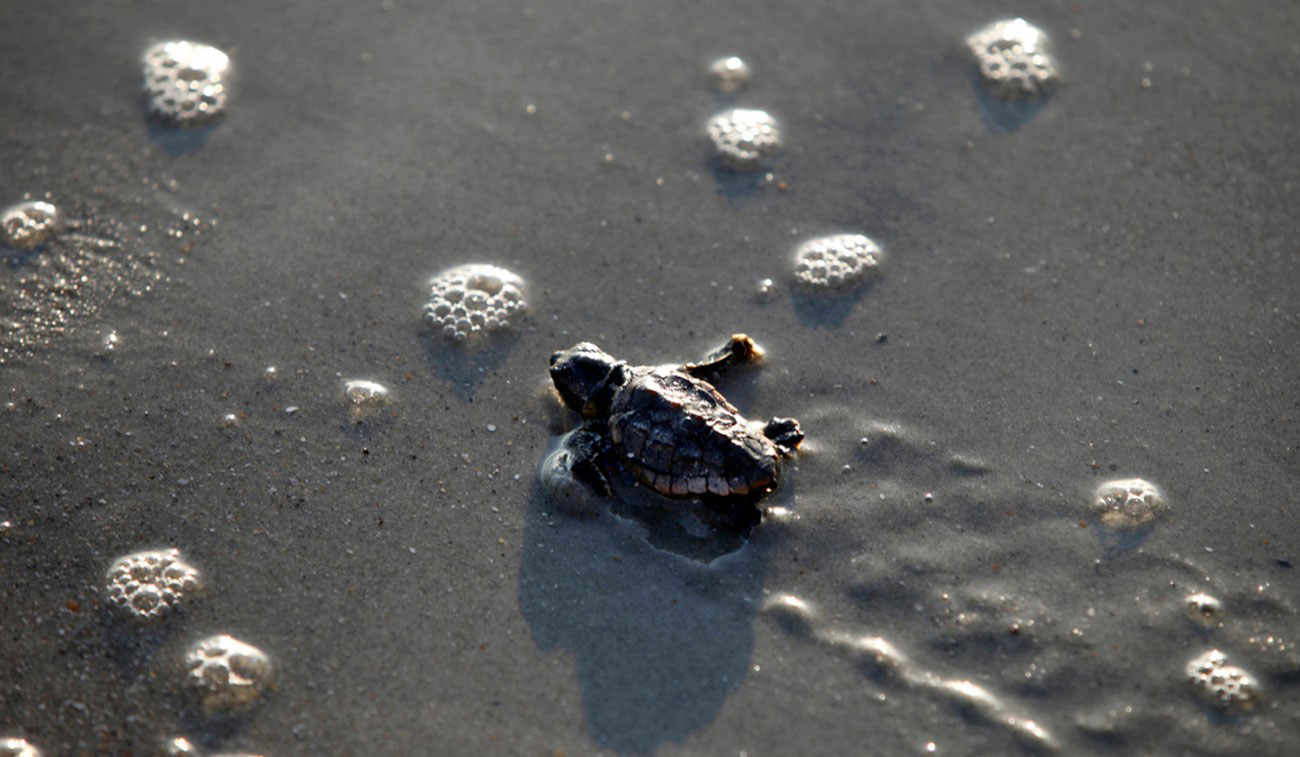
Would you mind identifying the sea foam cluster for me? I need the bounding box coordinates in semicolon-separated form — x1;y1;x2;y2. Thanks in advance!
0;738;41;757
709;56;751;95
104;548;202;622
183;634;274;717
1;201;60;249
1185;648;1260;712
1184;592;1225;627
1091;478;1167;529
142;40;231;126
965;18;1059;100
706;108;782;170
792;234;883;290
423;263;527;342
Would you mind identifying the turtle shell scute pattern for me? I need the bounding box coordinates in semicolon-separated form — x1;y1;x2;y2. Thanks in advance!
608;369;778;497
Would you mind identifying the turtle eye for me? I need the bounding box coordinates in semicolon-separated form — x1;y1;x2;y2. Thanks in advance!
549;351;563;366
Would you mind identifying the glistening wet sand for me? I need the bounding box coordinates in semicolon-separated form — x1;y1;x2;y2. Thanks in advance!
2;1;1298;754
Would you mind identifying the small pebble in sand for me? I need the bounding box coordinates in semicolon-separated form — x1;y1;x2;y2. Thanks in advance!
142;40;231;126
183;634;273;717
1185;648;1260;712
1;201;61;249
424;264;528;342
707;108;782;170
104;548;202;622
1091;478;1167;529
965;18;1059;100
792;234;883;290
709;56;751;94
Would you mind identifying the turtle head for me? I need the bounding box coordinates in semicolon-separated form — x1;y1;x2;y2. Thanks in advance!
550;343;623;416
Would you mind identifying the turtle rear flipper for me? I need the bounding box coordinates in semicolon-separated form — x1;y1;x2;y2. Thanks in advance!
682;333;764;379
763;416;803;457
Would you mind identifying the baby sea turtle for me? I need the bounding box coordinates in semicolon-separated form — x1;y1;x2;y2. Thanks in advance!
549;334;803;524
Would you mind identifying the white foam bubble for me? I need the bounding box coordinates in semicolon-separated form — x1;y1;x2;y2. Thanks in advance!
183;634;273;717
1185;648;1260;712
1091;478;1167;529
965;19;1059;100
164;738;262;757
537;434;604;517
142;40;231;126
0;738;41;757
1;201;60;249
707;108;782;170
104;548;202;622
709;56;751;95
1184;592;1224;627
344;380;389;404
423;263;528;342
792;234;883;290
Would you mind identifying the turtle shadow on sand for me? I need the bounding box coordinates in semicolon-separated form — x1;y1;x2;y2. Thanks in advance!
790;281;875;328
419;329;520;402
516;478;767;754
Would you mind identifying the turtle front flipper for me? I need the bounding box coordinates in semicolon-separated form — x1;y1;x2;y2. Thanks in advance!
682;333;765;379
560;422;616;497
762;416;804;457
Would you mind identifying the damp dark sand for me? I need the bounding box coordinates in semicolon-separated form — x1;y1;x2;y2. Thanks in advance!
2;1;1298;754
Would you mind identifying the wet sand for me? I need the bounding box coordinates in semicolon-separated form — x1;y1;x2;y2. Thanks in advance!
2;1;1298;754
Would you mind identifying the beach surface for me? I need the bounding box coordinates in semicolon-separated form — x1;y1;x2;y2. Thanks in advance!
2;1;1298;754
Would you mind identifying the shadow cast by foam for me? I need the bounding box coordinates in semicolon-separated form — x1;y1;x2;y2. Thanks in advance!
145;115;221;156
420;329;521;402
971;77;1050;133
790;281;874;328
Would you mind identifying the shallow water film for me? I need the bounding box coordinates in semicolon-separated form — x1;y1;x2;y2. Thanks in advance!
2;1;1298;755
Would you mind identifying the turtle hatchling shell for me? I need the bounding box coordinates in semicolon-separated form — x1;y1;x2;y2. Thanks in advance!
608;368;779;497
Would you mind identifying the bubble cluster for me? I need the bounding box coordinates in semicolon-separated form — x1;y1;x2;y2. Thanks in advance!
965;18;1059;100
706;108;782;170
792;234;884;290
709;56;751;95
1;201;61;249
423;263;527;342
0;738;41;757
1184;592;1225;627
0;133;212;364
344;379;391;420
1091;478;1167;529
163;737;199;756
164;736;261;757
104;548;202;621
344;379;390;405
1185;648;1260;712
142;40;231;126
183;634;273;717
